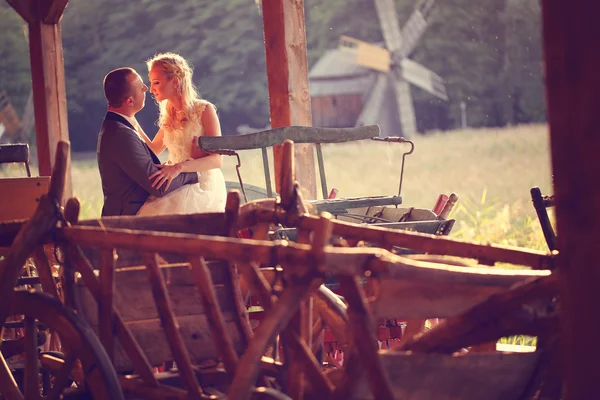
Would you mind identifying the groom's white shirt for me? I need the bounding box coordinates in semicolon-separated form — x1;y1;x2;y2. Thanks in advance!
109;110;143;141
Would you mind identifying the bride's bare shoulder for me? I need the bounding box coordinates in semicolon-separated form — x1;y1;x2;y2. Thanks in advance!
194;99;216;116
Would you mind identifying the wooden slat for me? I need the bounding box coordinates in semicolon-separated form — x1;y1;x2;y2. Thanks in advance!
99;249;116;361
61;225;552;285
261;0;316;199
144;253;203;399
350;352;540;400
228;279;316;400
368;276;528;320
77;212;229;236
189;257;239;377
23;316;40;400
0;177;50;221
339;275;393;400
68;245;159;387
240;205;553;268
397;275;557;354
200;125;380;150
32;246;60;299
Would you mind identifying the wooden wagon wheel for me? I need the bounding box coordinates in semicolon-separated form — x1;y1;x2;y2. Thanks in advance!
0;290;124;400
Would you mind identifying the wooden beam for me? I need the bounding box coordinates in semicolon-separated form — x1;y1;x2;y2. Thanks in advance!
42;0;69;24
27;1;72;197
5;0;34;24
541;1;600;399
261;0;316;199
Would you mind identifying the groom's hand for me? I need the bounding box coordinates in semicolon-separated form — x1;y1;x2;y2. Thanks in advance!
149;163;183;190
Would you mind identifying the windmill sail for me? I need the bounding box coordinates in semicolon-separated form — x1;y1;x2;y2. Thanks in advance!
399;0;436;56
374;0;404;52
401;59;448;100
392;75;417;137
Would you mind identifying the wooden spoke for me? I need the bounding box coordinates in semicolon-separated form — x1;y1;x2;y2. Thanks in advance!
24;316;41;400
43;351;77;400
0;350;24;400
3;290;123;399
32;247;60;300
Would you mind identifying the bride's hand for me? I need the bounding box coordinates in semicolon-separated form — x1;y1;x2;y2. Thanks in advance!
149;163;183;190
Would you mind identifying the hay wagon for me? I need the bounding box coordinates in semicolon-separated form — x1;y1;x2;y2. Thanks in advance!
0;141;559;399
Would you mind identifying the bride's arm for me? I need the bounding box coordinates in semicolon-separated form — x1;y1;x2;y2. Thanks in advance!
176;104;222;173
148;103;223;189
134;119;167;155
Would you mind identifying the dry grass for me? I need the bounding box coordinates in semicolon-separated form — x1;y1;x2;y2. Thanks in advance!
1;124;553;249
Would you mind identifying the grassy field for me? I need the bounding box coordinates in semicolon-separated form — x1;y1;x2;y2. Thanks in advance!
2;124;553;250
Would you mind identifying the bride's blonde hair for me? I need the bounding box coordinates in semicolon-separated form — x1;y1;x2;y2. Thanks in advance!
146;52;201;128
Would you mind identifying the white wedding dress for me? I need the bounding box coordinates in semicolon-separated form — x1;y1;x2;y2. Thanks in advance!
136;101;227;216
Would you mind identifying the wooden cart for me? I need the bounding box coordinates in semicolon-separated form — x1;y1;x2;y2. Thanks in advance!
0;141;559;399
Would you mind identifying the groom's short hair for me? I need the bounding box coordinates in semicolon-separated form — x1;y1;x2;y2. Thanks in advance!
103;67;135;107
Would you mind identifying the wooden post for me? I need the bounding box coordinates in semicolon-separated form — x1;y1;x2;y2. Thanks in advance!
6;0;72;197
541;1;600;398
261;0;317;199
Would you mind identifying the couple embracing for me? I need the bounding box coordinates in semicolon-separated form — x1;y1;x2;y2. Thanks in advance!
97;53;226;217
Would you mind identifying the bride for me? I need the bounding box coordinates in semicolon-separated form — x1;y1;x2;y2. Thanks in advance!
134;52;227;216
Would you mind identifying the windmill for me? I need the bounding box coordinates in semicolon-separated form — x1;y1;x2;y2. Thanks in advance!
337;0;448;136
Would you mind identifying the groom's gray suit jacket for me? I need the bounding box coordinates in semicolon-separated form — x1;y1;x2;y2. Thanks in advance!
97;111;198;216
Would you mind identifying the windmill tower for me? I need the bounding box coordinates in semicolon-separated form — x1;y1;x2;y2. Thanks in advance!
337;0;448;136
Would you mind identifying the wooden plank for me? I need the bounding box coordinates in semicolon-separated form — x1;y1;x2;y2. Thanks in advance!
189;257;239;377
76;263;235;322
77;213;229;236
351;352;540;400
28;12;72;197
261;0;316;199
144;253;203;399
541;2;600;399
99;249;116;362
369;279;520;320
0;177;49;221
200;125;380;150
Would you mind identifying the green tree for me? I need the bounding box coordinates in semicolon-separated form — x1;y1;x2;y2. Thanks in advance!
0;5;31;124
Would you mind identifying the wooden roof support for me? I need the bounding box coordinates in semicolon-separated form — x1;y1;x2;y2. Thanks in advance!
541;1;600;398
6;0;72;197
261;0;316;199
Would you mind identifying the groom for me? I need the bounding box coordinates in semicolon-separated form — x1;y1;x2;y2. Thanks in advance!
97;67;198;216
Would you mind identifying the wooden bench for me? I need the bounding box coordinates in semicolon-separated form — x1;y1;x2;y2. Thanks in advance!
200;125;409;212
